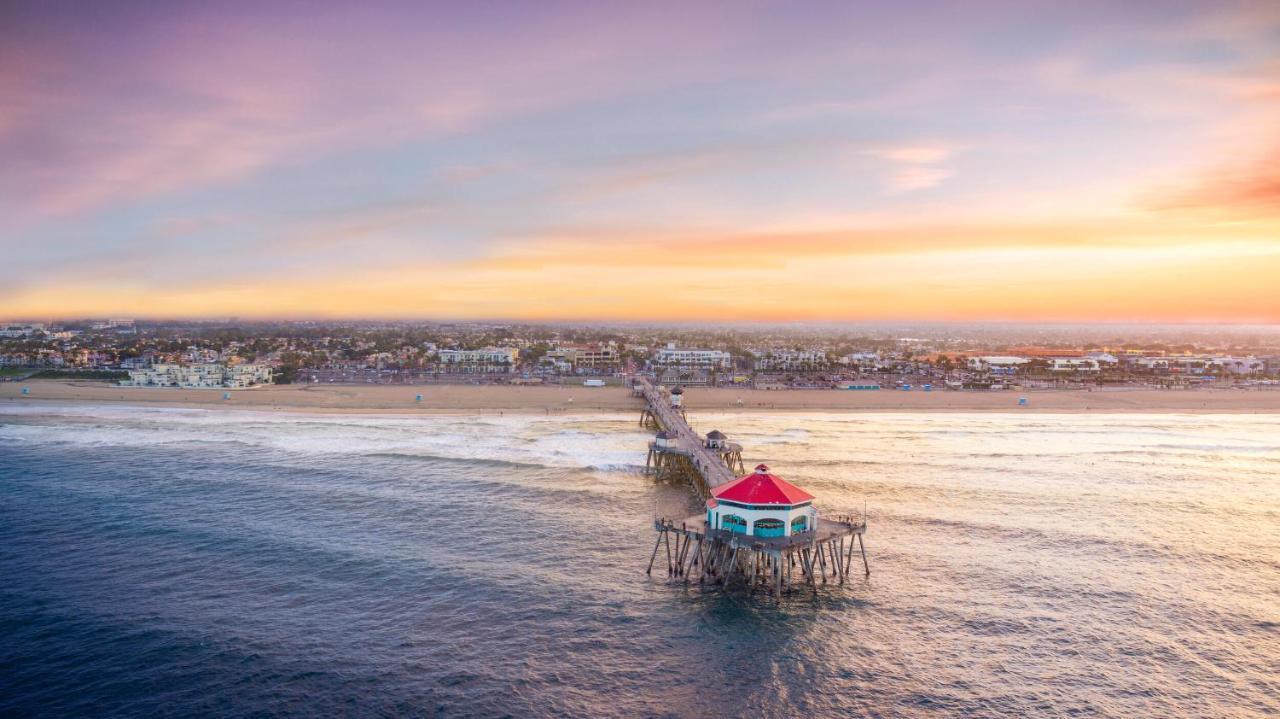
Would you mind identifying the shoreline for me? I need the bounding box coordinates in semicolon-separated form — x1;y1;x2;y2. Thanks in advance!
4;379;1280;415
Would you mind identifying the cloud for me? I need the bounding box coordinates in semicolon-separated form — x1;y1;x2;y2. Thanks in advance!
867;142;958;193
872;143;954;165
888;166;954;193
0;3;750;218
1142;148;1280;219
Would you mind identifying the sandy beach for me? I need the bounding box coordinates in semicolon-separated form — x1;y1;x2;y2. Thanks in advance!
3;379;1280;414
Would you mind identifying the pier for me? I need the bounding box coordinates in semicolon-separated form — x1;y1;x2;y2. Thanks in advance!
633;376;869;596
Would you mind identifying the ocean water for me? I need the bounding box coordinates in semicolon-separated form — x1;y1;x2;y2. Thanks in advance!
1;403;1277;718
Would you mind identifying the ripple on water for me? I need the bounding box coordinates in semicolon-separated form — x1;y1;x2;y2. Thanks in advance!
2;406;1278;717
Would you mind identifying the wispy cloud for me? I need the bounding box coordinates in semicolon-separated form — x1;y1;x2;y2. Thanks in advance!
869;142;958;193
1142;146;1280;219
872;143;955;165
888;166;954;193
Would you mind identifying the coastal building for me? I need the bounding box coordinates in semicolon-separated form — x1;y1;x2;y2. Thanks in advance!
91;319;135;330
653;343;731;369
543;344;619;371
1266;356;1280;376
119;354;157;370
1129;355;1264;376
967;356;1030;374
437;347;519;373
753;349;828;372
1211;356;1266;375
121;363;273;388
1050;358;1101;373
1086;352;1119;366
838;351;882;368
0;323;45;338
705;464;816;538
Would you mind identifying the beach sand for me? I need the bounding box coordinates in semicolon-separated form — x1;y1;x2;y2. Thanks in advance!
3;379;1280;414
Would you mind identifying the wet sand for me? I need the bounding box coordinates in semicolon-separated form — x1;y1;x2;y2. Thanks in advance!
4;379;1280;414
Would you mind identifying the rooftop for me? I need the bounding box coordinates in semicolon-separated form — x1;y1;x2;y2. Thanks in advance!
712;464;815;505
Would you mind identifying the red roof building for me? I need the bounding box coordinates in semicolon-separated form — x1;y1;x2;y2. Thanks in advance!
706;464;816;538
713;464;815;505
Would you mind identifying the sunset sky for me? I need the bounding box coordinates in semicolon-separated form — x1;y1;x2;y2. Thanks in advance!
2;1;1278;322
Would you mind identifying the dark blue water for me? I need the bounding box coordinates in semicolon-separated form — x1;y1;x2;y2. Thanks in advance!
2;405;1278;717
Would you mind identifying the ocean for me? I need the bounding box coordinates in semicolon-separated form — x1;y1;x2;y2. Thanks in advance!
1;404;1277;717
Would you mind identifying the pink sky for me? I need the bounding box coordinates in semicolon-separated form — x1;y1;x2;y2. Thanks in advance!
2;1;1278;321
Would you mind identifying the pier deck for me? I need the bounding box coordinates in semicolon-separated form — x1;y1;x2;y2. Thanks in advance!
634;377;736;497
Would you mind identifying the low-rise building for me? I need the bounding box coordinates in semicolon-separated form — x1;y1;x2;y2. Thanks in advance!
653;343;731;369
122;363;273;388
754;349;828;372
967;356;1029;374
1211;356;1266;375
438;347;519;373
1050;358;1101;373
544;344;619;371
0;323;45;338
1265;356;1280;376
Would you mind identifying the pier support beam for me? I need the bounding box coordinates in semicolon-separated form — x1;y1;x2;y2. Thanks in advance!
646;530;663;576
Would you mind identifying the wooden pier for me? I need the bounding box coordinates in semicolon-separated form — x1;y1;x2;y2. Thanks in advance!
647;514;870;597
635;377;742;498
633;376;868;595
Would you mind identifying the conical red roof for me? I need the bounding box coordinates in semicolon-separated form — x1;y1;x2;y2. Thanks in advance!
712;464;814;505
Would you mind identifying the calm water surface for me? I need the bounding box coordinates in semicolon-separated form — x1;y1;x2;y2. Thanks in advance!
2;403;1278;717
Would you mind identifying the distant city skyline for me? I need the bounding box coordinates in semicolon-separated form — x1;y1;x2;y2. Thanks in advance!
2;1;1278;322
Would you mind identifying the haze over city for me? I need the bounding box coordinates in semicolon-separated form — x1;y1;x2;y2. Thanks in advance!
3;1;1279;322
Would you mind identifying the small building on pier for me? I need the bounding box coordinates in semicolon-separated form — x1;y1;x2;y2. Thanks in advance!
654;430;677;449
670;386;684;408
706;464;816;538
705;429;727;449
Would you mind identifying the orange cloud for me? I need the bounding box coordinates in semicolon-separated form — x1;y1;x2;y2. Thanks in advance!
1144;148;1280;219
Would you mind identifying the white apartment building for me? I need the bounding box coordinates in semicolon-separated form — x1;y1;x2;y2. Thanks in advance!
1211;356;1266;375
1050;358;1101;373
122;363;273;388
1130;356;1264;375
754;349;828;371
653;343;731;369
967;356;1030;372
838;351;881;365
438;347;519;372
0;323;45;338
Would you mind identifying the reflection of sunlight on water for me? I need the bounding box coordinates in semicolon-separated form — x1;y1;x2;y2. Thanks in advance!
2;404;1278;717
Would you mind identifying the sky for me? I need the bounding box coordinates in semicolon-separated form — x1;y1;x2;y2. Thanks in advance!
2;0;1279;322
